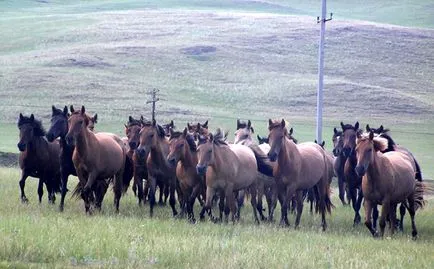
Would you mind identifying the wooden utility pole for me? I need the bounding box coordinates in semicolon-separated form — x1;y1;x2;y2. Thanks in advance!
146;88;160;122
316;0;332;144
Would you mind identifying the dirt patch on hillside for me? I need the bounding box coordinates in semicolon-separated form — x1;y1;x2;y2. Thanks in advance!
0;152;18;167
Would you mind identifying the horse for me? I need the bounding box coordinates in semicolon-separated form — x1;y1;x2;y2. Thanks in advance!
331;127;349;206
65;105;126;213
17;113;61;204
46;105;99;211
187;120;209;141
196;128;260;223
167;128;204;222
267;119;333;230
257;127;298;145
137;119;178;217
234;120;277;222
355;131;424;238
162;120;175;137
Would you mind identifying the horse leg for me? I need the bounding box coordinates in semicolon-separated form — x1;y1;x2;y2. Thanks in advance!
37;178;44;203
399;203;406;232
294;191;304;229
19;171;29;203
188;184;202;223
350;186;361;226
45;177;54;204
372;205;379;230
169;178;178;217
338;174;347;206
406;196;418;239
200;186;215;221
249;184;260;225
363;199;377;237
268;183;278;222
143;178;150;204
148;176;157;217
224;186;236;223
379;199;391;238
164;182;170;204
59;169;69;211
134;168;144;206
390;203;397;236
157;180;165;205
113;170;124;213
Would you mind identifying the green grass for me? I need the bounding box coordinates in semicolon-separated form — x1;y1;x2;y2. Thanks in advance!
1;167;434;268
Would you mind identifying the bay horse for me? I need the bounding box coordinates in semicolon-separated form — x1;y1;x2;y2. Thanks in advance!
167;128;204;222
137;119;178;217
162;120;175;137
196;128;260;223
187;120;209;141
355;131;424;238
256;127;297;145
65;105;126;213
234;120;277;222
17;113;61;203
46;105;99;211
332;127;349;205
267;119;333;230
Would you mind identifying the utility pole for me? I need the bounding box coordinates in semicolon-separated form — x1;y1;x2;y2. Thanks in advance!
146;88;160;122
316;0;332;144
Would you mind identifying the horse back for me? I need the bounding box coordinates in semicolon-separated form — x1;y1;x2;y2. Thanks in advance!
94;133;125;175
384;151;415;192
297;142;327;188
228;144;258;189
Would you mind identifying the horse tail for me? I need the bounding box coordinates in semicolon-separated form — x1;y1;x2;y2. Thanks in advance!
71;181;84;200
413;158;422;181
413;181;426;211
249;144;273;177
323;185;334;214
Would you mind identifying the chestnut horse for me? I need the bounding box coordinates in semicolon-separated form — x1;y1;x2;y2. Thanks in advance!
65;106;126;213
167;128;204;222
267;119;333;230
46;105;99;211
137;120;178;217
355;131;424;238
196;129;260;223
17;113;61;203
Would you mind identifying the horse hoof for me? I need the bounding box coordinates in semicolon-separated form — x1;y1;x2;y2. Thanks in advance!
372;231;380;238
21;197;29;204
279;221;290;228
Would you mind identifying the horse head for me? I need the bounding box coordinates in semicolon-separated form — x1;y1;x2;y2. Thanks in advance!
341;121;360;157
46;105;69;142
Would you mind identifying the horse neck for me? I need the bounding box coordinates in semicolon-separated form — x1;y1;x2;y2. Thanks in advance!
75;128;95;159
180;145;197;167
151;138;169;164
211;144;232;177
27;136;48;156
278;137;300;172
365;152;384;183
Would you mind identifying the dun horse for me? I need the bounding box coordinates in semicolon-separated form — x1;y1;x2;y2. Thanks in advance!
355;131;424;238
167;128;204;222
267;119;333;230
137;119;178;217
196;129;260;223
65;106;126;213
17;113;61;203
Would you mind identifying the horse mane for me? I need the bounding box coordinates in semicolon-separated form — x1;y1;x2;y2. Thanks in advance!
357;133;389;152
213;128;228;146
18;115;46;136
249;144;273;177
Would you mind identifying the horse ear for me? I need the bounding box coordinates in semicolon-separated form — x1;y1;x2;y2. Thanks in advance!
124;124;128;129
152;119;156;126
170;120;174;128
251;127;254;133
203;120;208;128
378;125;384;133
268;119;273;128
209;133;214;142
63;106;68;116
247;120;251;128
237;119;240;129
197;122;200;129
19;113;23;120
129;116;133;123
52;105;56;114
257;135;261;142
183;127;188;136
93;114;98;123
289;127;293;135
321;141;325;147
340;121;345;129
70;105;75;113
169;128;174;136
315;139;317;144
333;127;338;134
81;106;85;114
354;122;359;130
369;131;374;140
366;124;370;132
30;114;34;121
281;119;285;128
187;123;191;130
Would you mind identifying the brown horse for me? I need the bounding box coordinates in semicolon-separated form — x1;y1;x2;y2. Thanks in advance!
17;113;61;203
187;120;209;141
167;128;204;222
267;119;333;230
65;105;126;213
137;119;178;217
196;128;260;223
355;131;424;238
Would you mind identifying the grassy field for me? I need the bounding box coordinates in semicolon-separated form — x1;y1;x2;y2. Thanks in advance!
1;168;434;268
1;1;434;268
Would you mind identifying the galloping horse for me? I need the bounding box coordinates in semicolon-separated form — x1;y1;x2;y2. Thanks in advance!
65;106;126;213
355;131;424;238
234;120;277;221
167;128;204;222
137;120;178;217
46;105;99;211
197;129;260;223
267;119;333;230
18;113;61;203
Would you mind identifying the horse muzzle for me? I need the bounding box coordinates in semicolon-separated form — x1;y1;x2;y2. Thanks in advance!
268;152;277;162
129;141;138;150
332;148;340;157
136;147;147;159
65;135;75;146
196;164;207;176
355;165;366;177
46;132;56;142
17;143;26;152
342;147;352;157
167;157;177;167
